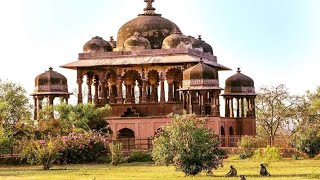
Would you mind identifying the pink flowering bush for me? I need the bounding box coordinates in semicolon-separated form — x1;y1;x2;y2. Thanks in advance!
55;132;109;163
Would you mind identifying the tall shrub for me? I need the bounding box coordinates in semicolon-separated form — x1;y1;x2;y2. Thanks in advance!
109;142;123;166
290;127;320;158
238;136;257;159
20;139;59;170
152;113;226;176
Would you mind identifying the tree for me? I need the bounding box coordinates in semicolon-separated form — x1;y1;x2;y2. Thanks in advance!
256;84;298;146
290;87;320;158
0;80;31;127
152;113;226;176
54;103;111;133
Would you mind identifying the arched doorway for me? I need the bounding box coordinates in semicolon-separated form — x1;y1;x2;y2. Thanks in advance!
117;128;135;150
117;128;135;138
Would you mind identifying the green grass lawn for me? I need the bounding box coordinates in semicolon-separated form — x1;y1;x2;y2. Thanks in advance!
0;157;319;180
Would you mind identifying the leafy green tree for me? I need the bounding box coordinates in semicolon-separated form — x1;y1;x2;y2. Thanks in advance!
290;87;320;158
54;103;111;133
152;113;226;176
0;126;14;154
0;80;31;128
256;84;298;146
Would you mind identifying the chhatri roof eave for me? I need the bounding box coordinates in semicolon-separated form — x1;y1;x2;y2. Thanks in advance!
60;49;231;70
60;55;230;71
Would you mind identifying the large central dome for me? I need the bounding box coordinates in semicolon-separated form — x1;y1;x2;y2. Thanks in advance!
116;0;181;49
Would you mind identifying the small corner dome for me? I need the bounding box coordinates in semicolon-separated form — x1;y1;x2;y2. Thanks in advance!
189;36;213;55
224;68;255;95
183;61;218;81
162;32;192;49
124;32;151;50
83;36;113;53
34;67;69;93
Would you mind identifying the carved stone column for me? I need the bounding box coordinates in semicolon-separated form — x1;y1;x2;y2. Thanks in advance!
87;76;93;104
188;91;192;114
241;98;244;117
230;98;234;118
141;79;147;103
77;70;83;104
225;97;229;117
167;79;174;103
246;97;251;117
252;98;256;117
117;76;123;104
33;97;38;120
160;78;165;104
93;76;99;105
126;84;132;104
109;78;117;104
100;77;106;105
236;98;240;118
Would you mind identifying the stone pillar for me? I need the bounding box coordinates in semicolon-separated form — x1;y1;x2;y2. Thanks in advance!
247;97;251;117
225;98;228;117
230;98;234;118
100;74;106;105
160;78;165;104
125;83;133;104
141;79;147;103
252;98;256;117
241;98;244;117
109;78;117;104
150;84;156;103
188;91;192;114
131;84;135;104
167;79;174;103
236;98;240;118
33;97;38;120
93;76;99;105
77;70;83;104
87;76;93;104
199;91;205;116
117;76;123;104
173;82;179;102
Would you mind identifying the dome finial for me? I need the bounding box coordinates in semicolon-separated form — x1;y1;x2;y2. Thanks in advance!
144;0;156;15
49;67;53;71
237;68;241;73
198;35;202;41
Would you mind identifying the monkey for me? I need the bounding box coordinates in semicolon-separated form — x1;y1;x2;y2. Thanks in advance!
226;165;237;177
239;175;246;180
260;164;271;176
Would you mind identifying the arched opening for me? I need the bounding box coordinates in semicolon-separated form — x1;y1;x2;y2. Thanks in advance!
117;128;135;138
229;126;234;135
117;128;135;150
221;126;225;136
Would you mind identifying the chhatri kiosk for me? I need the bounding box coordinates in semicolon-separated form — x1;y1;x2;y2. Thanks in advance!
61;0;256;146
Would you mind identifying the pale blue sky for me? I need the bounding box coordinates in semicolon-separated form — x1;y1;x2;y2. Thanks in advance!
0;0;319;103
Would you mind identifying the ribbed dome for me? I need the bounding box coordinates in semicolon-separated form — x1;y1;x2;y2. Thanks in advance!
189;36;213;54
184;62;218;80
181;62;220;90
224;68;255;95
116;1;181;49
124;32;151;50
34;67;69;93
83;36;113;53
162;32;192;49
